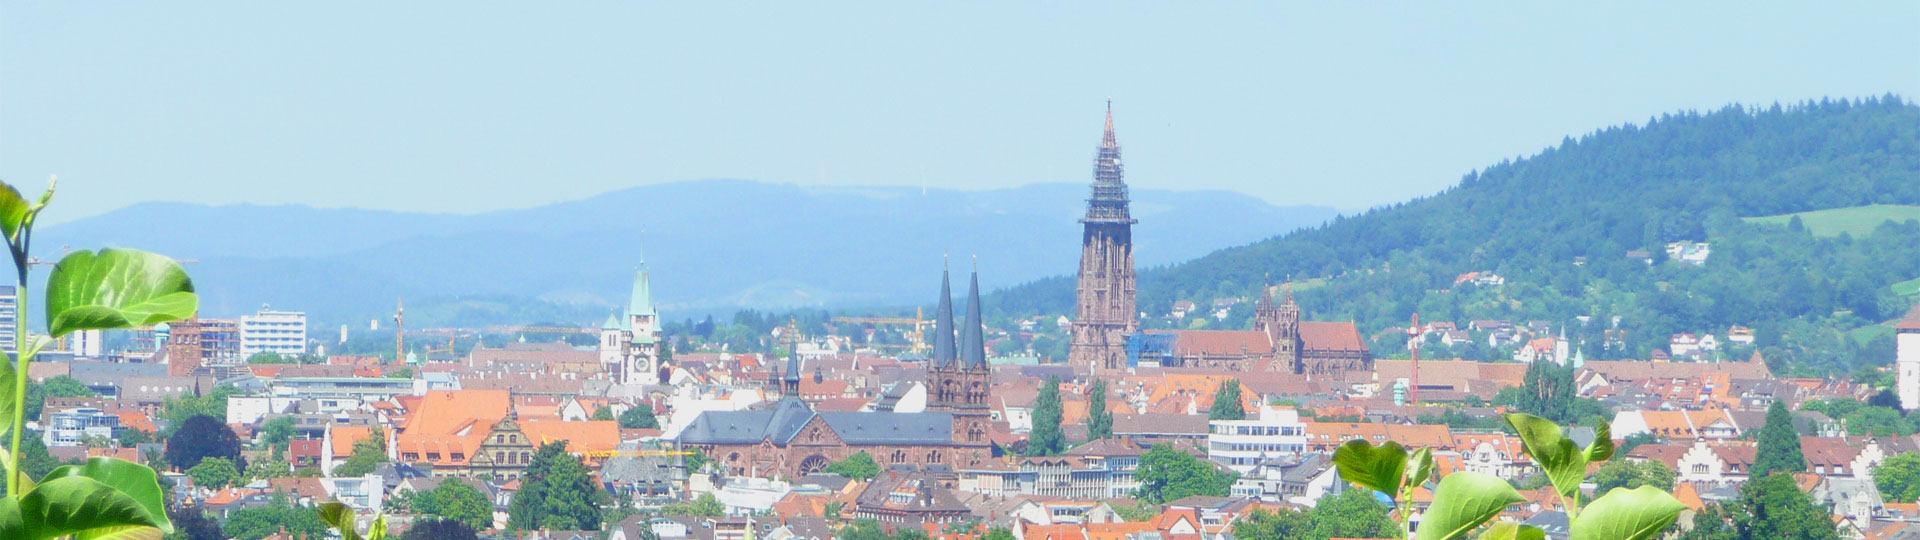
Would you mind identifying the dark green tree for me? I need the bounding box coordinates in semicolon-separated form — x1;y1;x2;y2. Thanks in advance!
224;496;330;540
1875;452;1920;502
825;451;880;480
1230;508;1311;540
508;441;608;531
25;375;95;420
186;457;241;489
1592;459;1676;498
401;519;479;540
1026;376;1064;456
258;416;296;453
1737;473;1838;540
592;405;616;421
165;505;225;540
413;478;493;530
619;403;660;429
1132;445;1234;504
1677;502;1740;540
1752;400;1805;477
1086;378;1113;440
164;414;244;471
1208;379;1245;421
333;430;389;477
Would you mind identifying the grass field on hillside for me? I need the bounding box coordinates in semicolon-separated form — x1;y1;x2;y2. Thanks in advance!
1744;204;1920;237
1849;323;1894;345
1893;277;1920;297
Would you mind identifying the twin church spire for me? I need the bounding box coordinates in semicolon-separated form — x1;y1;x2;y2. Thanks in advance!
930;260;988;371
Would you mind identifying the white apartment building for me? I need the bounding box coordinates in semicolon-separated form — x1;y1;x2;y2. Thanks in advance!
1208;405;1310;474
241;305;308;356
0;285;16;355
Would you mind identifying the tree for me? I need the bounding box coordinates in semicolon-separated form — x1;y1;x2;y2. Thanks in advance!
246;352;291;364
1592;459;1675;498
1231;508;1311;540
414;478;493;530
1677;502;1741;540
592;405;616;421
1616;432;1660;456
258;416;296;453
117;427;154;448
1133;445;1234;504
508;442;608;531
245;456;291;481
619;403;660;429
1875;452;1920;502
984;528;1016;540
1752;400;1805;477
186;457;242;489
165;414;244;471
825;451;880;480
1307;488;1397;540
224;496;330;540
1208;379;1245;421
660;492;725;517
165;506;225;540
1086;378;1113;440
402;519;479;540
1737;473;1838;540
333;431;389;477
160;386;237;436
1026;376;1064;457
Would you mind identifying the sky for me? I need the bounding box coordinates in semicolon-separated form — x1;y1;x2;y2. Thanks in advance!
4;2;1917;226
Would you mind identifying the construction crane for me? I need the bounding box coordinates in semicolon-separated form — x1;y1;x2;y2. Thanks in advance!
834;307;931;352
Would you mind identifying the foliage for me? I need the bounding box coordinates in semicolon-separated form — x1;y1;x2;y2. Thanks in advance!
118;426;154;448
984;527;1016;540
1026;376;1064;456
1132;445;1234;504
507;442;608;531
825;451;880;480
1308;488;1396;540
159;386;236;436
1592;460;1675;499
659;492;725;517
164;415;244;472
838;518;932;540
1736;473;1838;540
1616;432;1660;456
619;403;660;429
1415;408;1506;430
1086;378;1113;440
402;519;479;540
165;505;224;540
227;495;334;539
408;479;492;530
1875;452;1920;502
592;405;615;421
186;456;242;489
1208;379;1245;420
245;456;290;480
258;416;297;453
1496;362;1610;425
246;352;292;364
1752;400;1805;476
1675;502;1740;540
1106;500;1159;522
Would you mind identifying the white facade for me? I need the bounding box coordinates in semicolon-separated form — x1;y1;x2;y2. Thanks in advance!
1207;406;1309;473
0;285;15;355
241;306;308;356
1900;321;1920;411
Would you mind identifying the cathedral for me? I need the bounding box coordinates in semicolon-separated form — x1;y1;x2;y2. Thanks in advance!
1068;101;1140;374
1139;282;1373;378
600;261;662;385
675;266;994;478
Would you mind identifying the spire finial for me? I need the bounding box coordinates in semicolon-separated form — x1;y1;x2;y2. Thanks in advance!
1102;100;1116;146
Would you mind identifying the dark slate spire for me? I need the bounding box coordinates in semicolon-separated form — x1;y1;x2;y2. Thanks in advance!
931;260;958;369
961;262;987;370
785;324;802;383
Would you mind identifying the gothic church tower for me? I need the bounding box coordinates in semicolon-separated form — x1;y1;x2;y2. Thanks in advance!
1068;101;1139;373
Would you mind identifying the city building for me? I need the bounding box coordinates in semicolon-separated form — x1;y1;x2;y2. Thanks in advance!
0;285;15;355
1900;304;1920;410
676;268;995;478
1136;283;1374;378
601;261;662;386
1208;405;1309;473
241;306;308;356
1069;102;1140;373
43;407;126;447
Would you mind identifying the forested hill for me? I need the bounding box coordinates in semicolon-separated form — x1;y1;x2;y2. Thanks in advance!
993;96;1920;376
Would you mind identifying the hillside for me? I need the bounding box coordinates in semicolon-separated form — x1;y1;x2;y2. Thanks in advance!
1743;204;1920;237
37;180;1336;327
994;96;1920;376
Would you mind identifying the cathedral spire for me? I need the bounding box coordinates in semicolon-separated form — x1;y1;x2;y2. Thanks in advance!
1102;98;1116;148
961;261;987;371
932;258;958;369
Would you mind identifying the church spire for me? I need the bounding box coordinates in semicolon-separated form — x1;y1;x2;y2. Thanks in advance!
961;260;987;371
932;258;958;369
1102;98;1117;148
783;319;801;397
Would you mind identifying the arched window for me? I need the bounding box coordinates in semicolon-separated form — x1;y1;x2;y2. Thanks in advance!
891;450;906;463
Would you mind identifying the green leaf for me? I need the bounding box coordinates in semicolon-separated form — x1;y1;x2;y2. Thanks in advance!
0;182;32;242
77;525;165;540
1477;522;1545;540
1570;486;1687;540
319;502;363;540
0;336;49;445
0;495;24;540
44;248;197;337
367;514;388;540
16;476;170;540
1505;413;1587;501
1406;447;1435;493
1586;419;1615;463
1333;439;1409;496
41;457;172;534
1415;472;1525;540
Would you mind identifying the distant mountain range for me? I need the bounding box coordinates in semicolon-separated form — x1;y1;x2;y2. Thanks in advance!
38;180;1337;327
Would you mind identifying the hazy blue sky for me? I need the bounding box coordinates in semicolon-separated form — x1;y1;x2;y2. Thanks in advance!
5;2;1916;225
